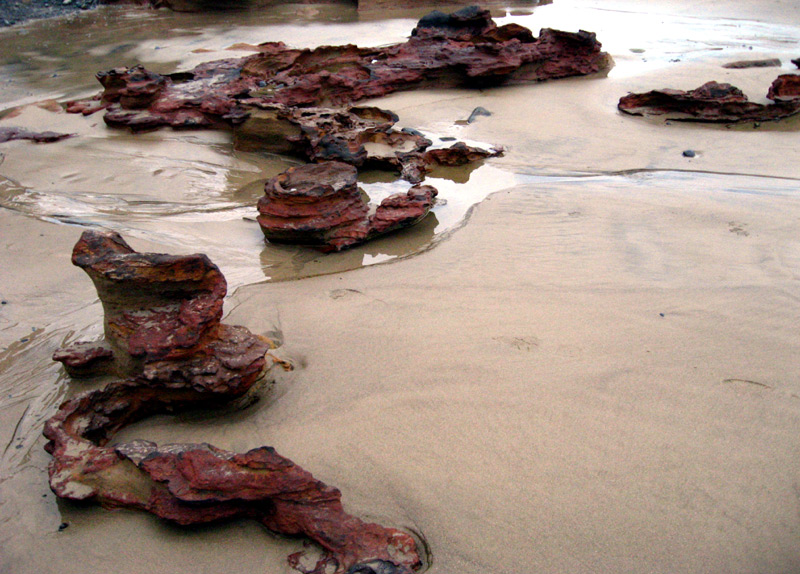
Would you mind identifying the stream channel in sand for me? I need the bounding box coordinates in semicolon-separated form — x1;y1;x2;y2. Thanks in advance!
1;1;800;573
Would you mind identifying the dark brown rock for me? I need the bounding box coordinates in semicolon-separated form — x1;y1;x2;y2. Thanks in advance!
0;127;74;143
618;80;800;123
368;185;438;238
54;230;231;377
45;230;420;574
234;104;429;168
722;58;782;69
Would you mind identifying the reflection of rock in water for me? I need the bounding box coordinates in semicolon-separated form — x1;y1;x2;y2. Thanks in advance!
260;211;439;281
45;230;421;574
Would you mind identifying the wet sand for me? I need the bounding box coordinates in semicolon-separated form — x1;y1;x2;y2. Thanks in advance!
1;1;800;573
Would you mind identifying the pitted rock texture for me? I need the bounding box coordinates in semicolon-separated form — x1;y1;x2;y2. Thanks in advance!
618;78;800;123
256;161;438;251
46;230;420;574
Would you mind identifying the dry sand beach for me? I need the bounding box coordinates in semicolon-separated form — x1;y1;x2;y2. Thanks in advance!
1;1;799;572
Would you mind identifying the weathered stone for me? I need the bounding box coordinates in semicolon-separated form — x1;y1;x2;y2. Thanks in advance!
236;105;424;163
368;184;438;238
766;74;800;102
51;342;114;376
0;126;74;143
235;103;492;184
45;230;421;574
67;7;611;131
257;161;369;246
722;58;782;69
618;80;800;123
257;162;438;251
96;65;167;109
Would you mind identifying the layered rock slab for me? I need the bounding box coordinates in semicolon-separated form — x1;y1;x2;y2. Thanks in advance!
46;230;421;574
66;7;611;131
257;161;437;251
618;77;800;123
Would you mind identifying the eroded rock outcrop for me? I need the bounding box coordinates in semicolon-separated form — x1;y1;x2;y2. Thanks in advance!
46;230;421;574
67;7;610;131
256;161;437;251
618;77;800;123
234;104;500;183
63;7;608;251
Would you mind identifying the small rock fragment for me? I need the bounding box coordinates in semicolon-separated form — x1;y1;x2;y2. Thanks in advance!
466;106;491;124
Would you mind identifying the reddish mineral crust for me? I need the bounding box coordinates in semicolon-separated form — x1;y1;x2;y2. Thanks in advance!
46;230;421;574
66;7;611;131
618;77;800;122
256;161;438;251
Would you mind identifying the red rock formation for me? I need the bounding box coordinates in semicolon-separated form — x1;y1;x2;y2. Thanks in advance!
618;78;800;123
256;161;438;251
46;230;421;574
66;7;610;131
234;103;500;183
766;74;800;102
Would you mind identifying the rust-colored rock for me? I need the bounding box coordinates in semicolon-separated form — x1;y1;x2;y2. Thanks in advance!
618;79;800;123
369;184;438;238
46;230;420;574
67;7;610;131
257;161;369;247
766;74;800;102
257;161;438;251
235;103;500;184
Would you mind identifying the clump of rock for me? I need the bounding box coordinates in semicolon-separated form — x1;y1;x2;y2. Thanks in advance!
46;230;421;574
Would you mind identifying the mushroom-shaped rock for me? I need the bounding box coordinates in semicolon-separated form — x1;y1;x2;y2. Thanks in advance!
45;230;421;574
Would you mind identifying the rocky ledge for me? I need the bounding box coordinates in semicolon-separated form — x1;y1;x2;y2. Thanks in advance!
46;230;421;574
67;7;611;131
618;70;800;123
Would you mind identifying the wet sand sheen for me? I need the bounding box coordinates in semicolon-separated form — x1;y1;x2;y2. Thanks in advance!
1;1;800;573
